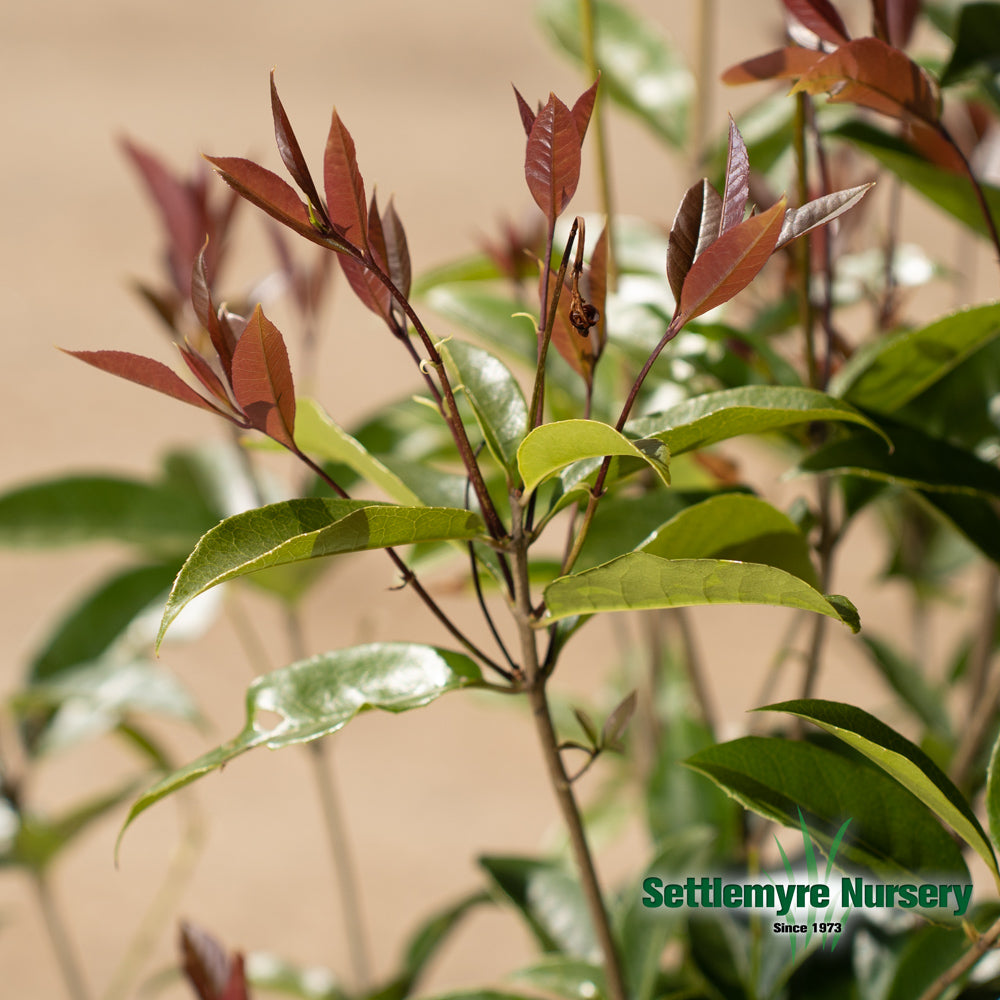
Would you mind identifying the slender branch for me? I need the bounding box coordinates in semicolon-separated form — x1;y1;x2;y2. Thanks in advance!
33;873;91;1000
800;476;835;701
793;92;818;389
673;608;716;734
915;913;1000;1000
690;0;716;177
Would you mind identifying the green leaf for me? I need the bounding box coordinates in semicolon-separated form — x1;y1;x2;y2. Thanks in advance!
245;953;345;1000
831;302;1000;413
510;957;606;1000
640;494;819;587
119;643;483;845
158;500;485;646
544;553;859;631
537;0;692;148
761;700;999;882
425;285;537;367
831;120;1000;240
879;922;972;1000
940;2;1000;85
920;490;1000;565
479;856;599;960
0;475;214;554
292;399;424;506
627;386;891;455
440;340;528;474
686;736;970;880
987;728;1000;851
517;420;670;496
796;422;1000;498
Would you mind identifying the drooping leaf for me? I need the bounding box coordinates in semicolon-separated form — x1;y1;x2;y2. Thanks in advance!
270;71;325;218
65;349;230;419
782;0;851;45
538;0;692;148
667;180;723;301
640;494;819;587
790;37;941;126
626;385;891;455
675;199;786;325
940;2;1000;86
544;553;859;630
440;340;528;474
831;120;1000;240
721;46;825;86
720;117;750;237
775;183;874;251
157;499;486;646
119;644;482;844
525;94;584;223
323;109;368;249
686;736;970;880
795;422;1000;499
761;699;999;881
230;305;297;449
517;419;670;496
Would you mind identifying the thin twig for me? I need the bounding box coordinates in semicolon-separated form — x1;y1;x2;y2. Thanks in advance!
915;913;1000;1000
33;873;91;1000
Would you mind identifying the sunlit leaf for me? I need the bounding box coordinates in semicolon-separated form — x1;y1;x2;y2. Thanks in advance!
517;420;670;496
782;0;851;45
667;180;723;301
775;183;874;251
511;957;606;1000
191;247;236;376
544;553;859;630
323;109;368;249
230;305;297;449
381;197;411;300
119;644;482;844
270;71;325;218
687;736;969;881
525;93;583;223
872;0;920;49
721;46;824;86
570;78;600;145
513;85;537;137
720;117;750;236
158;500;485;646
762;699;999;881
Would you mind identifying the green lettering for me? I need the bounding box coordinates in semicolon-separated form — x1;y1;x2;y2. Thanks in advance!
952;884;972;917
810;884;830;907
918;884;938;908
642;877;663;908
745;884;775;909
664;883;684;908
895;884;918;908
723;884;741;908
841;877;863;907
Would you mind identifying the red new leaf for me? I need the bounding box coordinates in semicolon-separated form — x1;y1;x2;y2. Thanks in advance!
230;305;297;449
722;47;824;85
720;117;750;236
872;0;920;48
525;95;583;223
323;110;368;250
219;956;249;1000
339;194;393;323
775;182;874;251
382;197;411;301
191;245;236;375
65;349;231;419
513;85;536;138
179;922;249;1000
791;37;940;126
270;71;326;221
571;79;600;146
781;0;851;46
676;199;786;326
666;179;723;300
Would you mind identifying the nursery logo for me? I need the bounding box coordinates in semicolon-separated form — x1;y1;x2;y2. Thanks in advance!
640;812;973;954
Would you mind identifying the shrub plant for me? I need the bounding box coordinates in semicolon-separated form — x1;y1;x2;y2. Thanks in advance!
3;0;1000;998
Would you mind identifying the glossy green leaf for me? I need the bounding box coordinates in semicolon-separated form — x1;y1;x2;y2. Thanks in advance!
627;386;890;455
517;420;670;496
120;643;483;844
640;494;819;587
425;285;536;367
441;340;528;474
832;120;1000;239
921;490;1000;566
543;553;859;631
158;500;485;646
761;699;998;881
686;736;970;880
511;958;606;1000
0;476;213;554
291;398;423;506
479;856;599;960
832;302;1000;413
538;0;692;147
28;562;178;683
796;422;1000;498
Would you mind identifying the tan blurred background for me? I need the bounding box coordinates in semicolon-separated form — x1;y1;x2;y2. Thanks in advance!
2;1;994;997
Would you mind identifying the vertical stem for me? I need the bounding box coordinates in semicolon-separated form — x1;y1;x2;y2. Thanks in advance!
690;0;716;176
33;873;91;1000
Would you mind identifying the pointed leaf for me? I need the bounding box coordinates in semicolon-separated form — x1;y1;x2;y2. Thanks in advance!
570;78;600;145
323;109;368;249
381;197;411;300
676;199;786;325
720;117;750;236
230;305;297;448
517;419;669;496
158;499;484;645
640;494;819;587
180;922;232;1000
525;94;583;223
775;182;874;251
791;37;941;126
687;736;970;880
66;349;230;418
721;46;825;86
667;179;723;300
601;690;636;747
543;553;860;630
782;0;851;45
270;71;325;216
191;247;236;375
987;728;1000;851
872;0;920;49
538;0;692;148
513;85;536;137
761;699;999;881
627;385;891;455
119;644;482;842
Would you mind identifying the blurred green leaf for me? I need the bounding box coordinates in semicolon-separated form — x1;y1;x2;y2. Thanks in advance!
119;643;483;845
987;728;1000;851
511;957;606;1000
940;2;1000;85
245;953;345;1000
